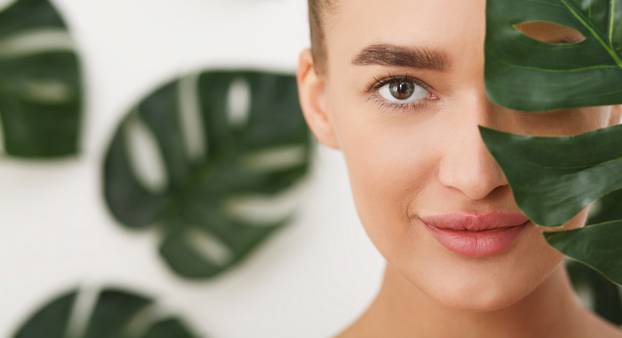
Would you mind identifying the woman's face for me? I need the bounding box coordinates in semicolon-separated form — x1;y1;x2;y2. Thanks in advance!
298;0;621;310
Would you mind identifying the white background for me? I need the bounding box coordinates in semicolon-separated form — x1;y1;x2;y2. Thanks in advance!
0;0;385;337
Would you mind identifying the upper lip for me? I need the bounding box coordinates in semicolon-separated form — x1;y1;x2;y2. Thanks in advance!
419;211;530;231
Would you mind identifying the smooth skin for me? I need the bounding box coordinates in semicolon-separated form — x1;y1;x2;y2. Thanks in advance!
296;0;622;337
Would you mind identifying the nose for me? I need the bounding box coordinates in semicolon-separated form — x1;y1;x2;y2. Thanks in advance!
437;95;508;201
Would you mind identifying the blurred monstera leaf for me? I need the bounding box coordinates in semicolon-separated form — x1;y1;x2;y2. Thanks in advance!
482;0;622;287
485;0;622;111
588;188;622;225
13;287;199;338
569;177;622;324
566;258;622;326
103;69;312;279
0;0;83;157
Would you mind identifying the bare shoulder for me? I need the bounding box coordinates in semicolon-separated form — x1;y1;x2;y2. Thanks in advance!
596;321;622;338
330;301;382;338
591;321;622;338
330;313;378;338
331;321;368;338
577;309;622;338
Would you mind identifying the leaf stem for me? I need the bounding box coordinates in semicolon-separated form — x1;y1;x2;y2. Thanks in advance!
560;0;622;69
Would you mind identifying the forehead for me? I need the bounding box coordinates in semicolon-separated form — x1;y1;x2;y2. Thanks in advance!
325;0;486;68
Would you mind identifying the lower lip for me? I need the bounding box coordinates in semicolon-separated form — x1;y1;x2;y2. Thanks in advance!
424;222;529;258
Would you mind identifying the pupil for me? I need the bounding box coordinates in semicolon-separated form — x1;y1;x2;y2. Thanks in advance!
390;80;414;100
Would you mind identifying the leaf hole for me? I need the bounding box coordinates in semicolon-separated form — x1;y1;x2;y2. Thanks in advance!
0;30;74;58
123;303;166;338
0;0;16;12
513;20;585;44
187;229;234;266
21;80;73;104
241;145;308;172
225;178;309;224
177;73;206;161
226;78;251;127
0;115;5;155
65;286;99;338
125;113;168;193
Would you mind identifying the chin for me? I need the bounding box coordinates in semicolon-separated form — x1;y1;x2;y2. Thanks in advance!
405;216;569;312
434;283;528;312
405;257;546;313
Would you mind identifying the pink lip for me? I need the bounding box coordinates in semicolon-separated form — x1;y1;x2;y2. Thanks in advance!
419;211;530;257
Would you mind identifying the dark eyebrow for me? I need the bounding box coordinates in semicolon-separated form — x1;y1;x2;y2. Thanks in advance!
351;43;450;71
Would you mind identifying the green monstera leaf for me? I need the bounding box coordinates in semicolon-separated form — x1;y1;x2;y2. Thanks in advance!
545;220;622;286
0;0;83;157
482;0;622;287
478;124;622;286
478;124;622;284
13;287;199;338
103;69;312;279
485;0;622;111
577;193;622;299
478;124;622;227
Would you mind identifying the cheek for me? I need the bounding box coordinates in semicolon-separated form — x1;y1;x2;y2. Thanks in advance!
329;96;442;264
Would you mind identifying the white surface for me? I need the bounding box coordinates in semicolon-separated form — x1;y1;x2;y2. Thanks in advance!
0;1;385;337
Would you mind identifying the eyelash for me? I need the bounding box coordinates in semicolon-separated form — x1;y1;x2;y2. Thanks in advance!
365;73;438;112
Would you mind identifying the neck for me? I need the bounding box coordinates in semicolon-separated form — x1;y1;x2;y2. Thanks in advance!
353;262;587;338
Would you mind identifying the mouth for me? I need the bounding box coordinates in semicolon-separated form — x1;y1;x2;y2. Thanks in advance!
423;221;529;258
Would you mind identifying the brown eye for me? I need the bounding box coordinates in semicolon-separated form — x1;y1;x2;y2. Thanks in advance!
378;78;429;104
389;80;415;100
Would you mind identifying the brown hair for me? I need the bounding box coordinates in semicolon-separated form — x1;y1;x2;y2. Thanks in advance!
308;0;334;75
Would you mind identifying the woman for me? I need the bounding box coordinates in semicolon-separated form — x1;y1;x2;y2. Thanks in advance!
296;0;622;337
